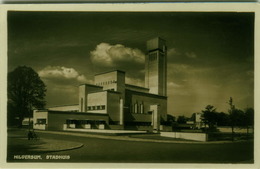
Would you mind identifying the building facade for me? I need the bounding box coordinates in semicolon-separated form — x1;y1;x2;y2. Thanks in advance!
34;37;168;131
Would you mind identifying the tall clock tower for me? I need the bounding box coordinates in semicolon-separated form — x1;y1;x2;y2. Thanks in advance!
145;37;167;96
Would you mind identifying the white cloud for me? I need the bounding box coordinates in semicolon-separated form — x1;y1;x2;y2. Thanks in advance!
126;77;144;87
168;48;180;57
185;52;197;59
168;48;197;59
38;66;88;82
168;82;182;88
168;63;213;76
90;43;145;67
168;63;190;73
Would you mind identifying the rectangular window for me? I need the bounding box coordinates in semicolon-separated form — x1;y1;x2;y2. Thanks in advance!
81;98;83;111
140;103;144;114
134;103;138;113
101;105;105;109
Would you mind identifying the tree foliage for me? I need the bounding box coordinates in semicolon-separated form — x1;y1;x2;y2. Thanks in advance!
190;113;196;122
202;105;218;130
215;112;229;126
228;97;246;127
8;66;46;126
167;114;176;123
244;107;254;127
177;115;189;124
227;97;255;139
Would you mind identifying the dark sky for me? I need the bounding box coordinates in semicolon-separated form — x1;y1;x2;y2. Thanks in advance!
8;11;254;117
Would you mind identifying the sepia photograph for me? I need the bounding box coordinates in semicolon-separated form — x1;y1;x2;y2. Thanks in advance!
5;9;255;164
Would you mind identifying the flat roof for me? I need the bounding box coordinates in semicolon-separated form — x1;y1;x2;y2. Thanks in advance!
95;70;125;76
125;84;149;90
88;90;121;94
148;37;166;42
126;89;167;99
47;104;79;108
48;110;109;116
78;83;103;88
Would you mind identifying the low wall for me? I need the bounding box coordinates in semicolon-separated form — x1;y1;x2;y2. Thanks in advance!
160;132;208;142
137;126;153;131
124;125;153;132
108;125;124;130
160;125;172;132
218;127;253;133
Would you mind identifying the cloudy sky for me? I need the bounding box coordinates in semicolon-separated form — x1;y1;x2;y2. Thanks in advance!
8;11;254;117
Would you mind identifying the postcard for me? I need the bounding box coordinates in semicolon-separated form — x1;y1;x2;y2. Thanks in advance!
0;3;259;169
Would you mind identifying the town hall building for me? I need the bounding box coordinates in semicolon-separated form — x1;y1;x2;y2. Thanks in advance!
33;37;169;132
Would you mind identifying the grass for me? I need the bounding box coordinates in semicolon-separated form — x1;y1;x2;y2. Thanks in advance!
7;128;83;162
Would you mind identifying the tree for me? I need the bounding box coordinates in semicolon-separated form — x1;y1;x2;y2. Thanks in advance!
202;105;218;130
177;115;188;124
228;97;235;136
228;97;245;140
8;66;46;127
190;113;196;122
244;107;254;135
161;114;176;126
167;114;176;123
216;112;229;126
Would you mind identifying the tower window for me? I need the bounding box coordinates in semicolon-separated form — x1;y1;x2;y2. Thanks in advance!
80;98;83;111
149;53;157;61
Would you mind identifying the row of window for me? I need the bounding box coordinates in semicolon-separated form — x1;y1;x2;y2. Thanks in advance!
149;52;166;62
96;80;117;86
66;119;106;125
87;105;106;111
132;103;144;114
149;53;157;61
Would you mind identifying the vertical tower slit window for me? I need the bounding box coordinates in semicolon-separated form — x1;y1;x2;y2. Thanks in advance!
134;102;138;114
80;98;83;112
140;102;144;114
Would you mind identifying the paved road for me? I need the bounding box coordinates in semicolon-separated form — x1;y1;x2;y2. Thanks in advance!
7;131;254;163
